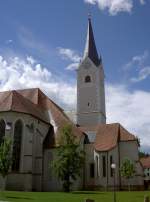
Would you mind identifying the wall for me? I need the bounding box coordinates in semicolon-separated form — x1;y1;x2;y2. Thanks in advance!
84;144;95;189
94;146;120;189
119;141;144;187
77;57;106;126
0;111;50;191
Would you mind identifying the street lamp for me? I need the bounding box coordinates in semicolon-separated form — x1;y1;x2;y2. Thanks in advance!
111;163;116;202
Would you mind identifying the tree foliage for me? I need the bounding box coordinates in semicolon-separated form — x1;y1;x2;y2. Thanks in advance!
52;124;85;192
139;151;149;158
0;137;12;178
120;158;136;191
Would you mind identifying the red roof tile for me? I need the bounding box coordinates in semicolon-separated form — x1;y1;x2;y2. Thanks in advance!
0;88;84;143
0;90;49;123
94;123;137;152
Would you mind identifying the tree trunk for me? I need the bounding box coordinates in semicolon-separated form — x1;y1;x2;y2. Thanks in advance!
64;174;70;192
0;176;6;191
0;176;6;200
128;178;131;192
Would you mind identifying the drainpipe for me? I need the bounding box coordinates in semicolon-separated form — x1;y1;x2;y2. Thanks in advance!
107;151;108;190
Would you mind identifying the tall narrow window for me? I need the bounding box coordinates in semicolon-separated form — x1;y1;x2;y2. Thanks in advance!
102;156;106;177
85;75;91;83
110;155;113;177
90;163;94;178
0;120;5;145
12;120;23;171
96;156;99;177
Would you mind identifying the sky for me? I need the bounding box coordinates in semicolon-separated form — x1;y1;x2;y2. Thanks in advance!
0;0;150;152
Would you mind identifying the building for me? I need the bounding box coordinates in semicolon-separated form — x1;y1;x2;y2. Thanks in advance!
0;17;144;191
140;157;150;189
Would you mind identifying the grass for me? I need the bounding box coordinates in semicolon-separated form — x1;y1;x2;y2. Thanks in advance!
0;191;149;202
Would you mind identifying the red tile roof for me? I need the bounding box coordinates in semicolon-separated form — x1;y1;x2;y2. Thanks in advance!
0;90;49;123
79;123;137;152
140;157;150;169
96;123;137;151
0;88;84;144
0;88;137;149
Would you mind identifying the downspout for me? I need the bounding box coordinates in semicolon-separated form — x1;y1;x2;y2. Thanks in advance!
118;125;121;190
82;133;87;190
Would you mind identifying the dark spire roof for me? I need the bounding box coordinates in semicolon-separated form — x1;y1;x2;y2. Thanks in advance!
83;17;101;66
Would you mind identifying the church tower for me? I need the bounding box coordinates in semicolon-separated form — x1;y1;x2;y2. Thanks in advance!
77;17;106;126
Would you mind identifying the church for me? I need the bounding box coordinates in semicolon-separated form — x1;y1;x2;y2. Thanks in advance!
0;18;144;191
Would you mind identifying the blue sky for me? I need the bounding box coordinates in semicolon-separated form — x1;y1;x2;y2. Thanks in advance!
0;0;150;151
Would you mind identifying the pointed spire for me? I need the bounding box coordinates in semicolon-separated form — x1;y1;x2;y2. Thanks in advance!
83;16;101;66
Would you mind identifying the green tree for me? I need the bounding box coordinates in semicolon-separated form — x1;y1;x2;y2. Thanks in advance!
52;124;85;192
120;158;136;191
0;137;12;190
139;151;149;158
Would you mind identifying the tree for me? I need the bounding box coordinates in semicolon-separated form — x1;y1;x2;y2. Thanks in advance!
0;137;12;190
52;124;85;192
120;158;136;191
139;151;149;158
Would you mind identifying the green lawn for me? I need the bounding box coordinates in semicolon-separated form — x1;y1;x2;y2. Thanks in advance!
0;191;149;202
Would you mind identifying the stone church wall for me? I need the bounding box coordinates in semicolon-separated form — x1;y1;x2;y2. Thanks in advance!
119;141;144;188
84;144;95;189
0;111;50;191
77;57;106;126
94;146;120;189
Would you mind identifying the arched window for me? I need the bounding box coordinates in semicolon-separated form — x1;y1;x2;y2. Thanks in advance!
85;75;91;83
12;120;23;171
0;120;5;145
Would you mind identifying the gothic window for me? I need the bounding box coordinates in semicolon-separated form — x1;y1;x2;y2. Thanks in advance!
96;156;99;177
85;75;91;83
12;120;23;172
102;156;106;177
0;120;5;145
90;163;95;178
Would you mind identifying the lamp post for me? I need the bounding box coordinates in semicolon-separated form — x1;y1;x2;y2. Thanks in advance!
111;163;116;202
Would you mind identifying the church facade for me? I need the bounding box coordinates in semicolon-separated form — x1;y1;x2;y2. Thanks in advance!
0;18;144;191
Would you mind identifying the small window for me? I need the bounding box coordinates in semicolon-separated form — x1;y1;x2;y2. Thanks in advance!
102;156;106;177
90;163;94;178
85;75;91;83
88;102;90;106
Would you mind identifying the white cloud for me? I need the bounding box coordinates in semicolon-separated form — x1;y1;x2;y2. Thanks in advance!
123;51;149;70
84;0;146;15
123;51;150;82
57;47;81;70
0;55;76;108
140;0;145;5
26;56;36;65
131;66;150;82
57;47;81;63
106;84;150;152
0;54;150;152
66;63;80;71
